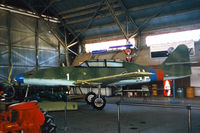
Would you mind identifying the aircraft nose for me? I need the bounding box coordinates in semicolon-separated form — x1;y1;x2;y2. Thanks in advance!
15;73;24;83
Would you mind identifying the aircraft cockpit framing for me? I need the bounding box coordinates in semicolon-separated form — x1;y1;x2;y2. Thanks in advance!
79;60;124;68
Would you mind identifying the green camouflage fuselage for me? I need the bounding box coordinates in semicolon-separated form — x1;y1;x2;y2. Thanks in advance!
15;45;191;86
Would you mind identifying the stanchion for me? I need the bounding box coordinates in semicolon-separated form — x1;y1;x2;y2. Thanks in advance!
24;85;29;101
64;101;69;131
173;80;175;102
65;102;67;121
117;102;121;133
116;102;200;133
187;105;192;133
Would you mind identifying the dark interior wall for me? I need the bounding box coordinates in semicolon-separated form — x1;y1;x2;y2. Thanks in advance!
0;9;65;82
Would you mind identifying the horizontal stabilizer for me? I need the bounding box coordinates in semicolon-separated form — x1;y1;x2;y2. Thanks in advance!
165;61;198;65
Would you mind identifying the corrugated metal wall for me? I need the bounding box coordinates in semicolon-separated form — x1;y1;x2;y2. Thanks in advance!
0;9;65;82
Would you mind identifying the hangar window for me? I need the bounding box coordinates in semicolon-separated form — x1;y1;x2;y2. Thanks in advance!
80;60;124;68
85;39;135;53
146;29;200;58
87;61;105;67
80;62;88;67
106;61;123;67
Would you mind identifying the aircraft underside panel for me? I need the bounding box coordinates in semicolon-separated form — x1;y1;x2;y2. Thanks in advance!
24;78;75;86
113;79;151;86
163;75;190;80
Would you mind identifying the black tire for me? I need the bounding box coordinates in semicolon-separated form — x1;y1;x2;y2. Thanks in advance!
41;111;56;133
0;82;15;100
91;95;106;110
85;92;96;105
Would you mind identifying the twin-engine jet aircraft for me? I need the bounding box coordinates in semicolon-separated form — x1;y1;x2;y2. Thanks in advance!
15;45;191;110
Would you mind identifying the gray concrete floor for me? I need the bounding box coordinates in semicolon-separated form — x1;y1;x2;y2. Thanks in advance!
49;97;200;133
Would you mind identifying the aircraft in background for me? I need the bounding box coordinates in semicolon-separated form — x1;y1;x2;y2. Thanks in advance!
15;44;191;110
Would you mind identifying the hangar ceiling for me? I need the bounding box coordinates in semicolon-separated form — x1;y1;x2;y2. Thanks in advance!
1;0;200;44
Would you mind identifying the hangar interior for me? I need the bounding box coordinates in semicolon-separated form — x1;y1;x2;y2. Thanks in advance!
0;0;200;133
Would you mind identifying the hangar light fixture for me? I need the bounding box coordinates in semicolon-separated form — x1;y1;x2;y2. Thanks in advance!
85;39;135;53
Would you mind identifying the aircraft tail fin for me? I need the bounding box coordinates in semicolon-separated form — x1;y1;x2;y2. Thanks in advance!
159;44;191;78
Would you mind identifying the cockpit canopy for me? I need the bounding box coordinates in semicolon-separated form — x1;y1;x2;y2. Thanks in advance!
79;60;124;68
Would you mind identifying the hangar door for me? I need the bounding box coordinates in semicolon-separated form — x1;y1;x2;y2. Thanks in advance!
0;9;65;82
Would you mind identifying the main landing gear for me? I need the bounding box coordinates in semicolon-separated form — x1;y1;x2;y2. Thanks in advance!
85;92;96;105
85;85;106;110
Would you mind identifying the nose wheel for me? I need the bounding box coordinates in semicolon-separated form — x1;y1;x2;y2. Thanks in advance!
85;92;96;105
91;95;106;110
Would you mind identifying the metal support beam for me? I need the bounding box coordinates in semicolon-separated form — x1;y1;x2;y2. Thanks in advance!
35;19;39;70
7;11;11;72
129;0;178;39
67;41;78;48
105;0;129;41
46;23;78;55
0;4;59;23
59;0;118;15
117;0;138;29
134;32;141;48
22;0;78;58
64;29;70;66
12;14;78;56
40;0;81;55
65;0;180;25
126;15;128;36
69;0;105;45
62;2;119;19
58;41;61;65
75;7;200;33
40;0;60;15
40;0;81;47
84;19;200;43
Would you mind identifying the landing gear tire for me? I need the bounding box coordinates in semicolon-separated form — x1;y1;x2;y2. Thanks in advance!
91;95;106;110
85;92;96;105
41;111;56;133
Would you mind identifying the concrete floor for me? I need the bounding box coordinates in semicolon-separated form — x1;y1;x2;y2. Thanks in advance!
49;97;200;133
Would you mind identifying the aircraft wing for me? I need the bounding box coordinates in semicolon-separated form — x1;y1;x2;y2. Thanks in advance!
74;71;153;86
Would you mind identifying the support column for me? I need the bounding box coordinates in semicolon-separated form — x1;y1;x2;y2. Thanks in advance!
7;12;11;72
78;43;82;54
135;33;141;48
64;30;70;66
126;15;129;37
35;19;39;70
105;0;129;41
135;32;147;48
58;41;61;65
